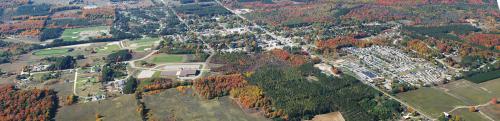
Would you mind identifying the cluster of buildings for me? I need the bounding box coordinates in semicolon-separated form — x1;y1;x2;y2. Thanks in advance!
339;46;451;88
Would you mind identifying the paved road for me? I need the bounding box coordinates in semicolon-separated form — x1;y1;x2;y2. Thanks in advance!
73;69;78;95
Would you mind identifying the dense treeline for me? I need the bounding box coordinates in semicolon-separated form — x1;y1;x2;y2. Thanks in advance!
45;56;76;70
0;51;11;64
247;64;402;120
193;74;248;99
48;18;106;28
229;85;271;109
0;85;58;121
0;40;42;64
15;4;51;16
174;4;231;17
465;69;500;83
106;49;132;63
40;28;63;41
462;62;500;83
49;6;80;13
123;77;138;94
100;63;127;82
44;37;121;48
403;24;480;41
141;78;192;95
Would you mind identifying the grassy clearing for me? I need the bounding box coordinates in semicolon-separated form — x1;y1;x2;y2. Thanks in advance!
143;88;269;121
397;87;467;118
33;48;71;56
75;76;103;96
450;108;489;121
440;80;495;105
56;95;142;121
151;54;185;63
61;26;109;41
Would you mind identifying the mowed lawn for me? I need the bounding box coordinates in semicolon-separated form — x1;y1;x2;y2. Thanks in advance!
61;26;109;41
143;89;270;121
56;95;142;121
397;87;467;118
33;48;71;56
151;54;185;63
440;80;495;105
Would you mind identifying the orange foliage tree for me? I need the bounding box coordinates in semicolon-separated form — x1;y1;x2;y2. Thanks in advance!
230;85;269;109
407;40;431;56
193;74;247;99
0;85;58;121
466;33;500;48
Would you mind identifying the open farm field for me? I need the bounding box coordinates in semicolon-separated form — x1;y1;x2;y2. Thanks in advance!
55;95;142;121
143;88;269;121
480;103;500;120
450;108;490;121
477;78;500;97
397;87;467;118
439;80;495;105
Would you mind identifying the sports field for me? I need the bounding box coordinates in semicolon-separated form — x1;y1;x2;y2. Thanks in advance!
151;54;185;63
33;48;71;56
61;26;109;41
397;87;467;118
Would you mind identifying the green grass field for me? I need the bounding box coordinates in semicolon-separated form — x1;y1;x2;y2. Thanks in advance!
56;95;142;121
151;54;185;63
143;88;270;121
61;26;109;41
33;48;71;56
397;88;467;118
